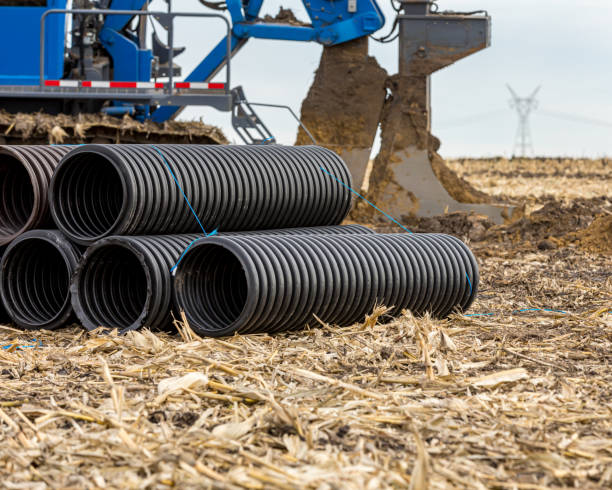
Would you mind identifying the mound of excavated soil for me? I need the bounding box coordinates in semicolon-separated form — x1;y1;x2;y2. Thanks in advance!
354;197;611;248
485;198;610;245
566;214;612;254
0;111;227;145
362;211;493;242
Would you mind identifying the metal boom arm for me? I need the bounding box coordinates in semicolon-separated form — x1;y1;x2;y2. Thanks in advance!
152;0;385;122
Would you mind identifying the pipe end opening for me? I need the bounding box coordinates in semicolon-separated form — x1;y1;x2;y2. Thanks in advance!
1;238;71;328
52;152;124;243
75;244;148;330
0;155;35;242
176;244;248;335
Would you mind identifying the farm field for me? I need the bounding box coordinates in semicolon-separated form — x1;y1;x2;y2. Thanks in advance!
0;157;610;489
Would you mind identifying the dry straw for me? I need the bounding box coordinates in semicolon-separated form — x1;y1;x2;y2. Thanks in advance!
0;157;610;488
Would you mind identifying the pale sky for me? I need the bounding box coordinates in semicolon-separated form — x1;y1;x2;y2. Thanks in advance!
153;0;612;157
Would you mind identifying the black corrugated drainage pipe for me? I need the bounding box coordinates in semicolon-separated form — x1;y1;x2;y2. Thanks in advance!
0;146;72;246
0;230;81;329
0;299;6;324
50;144;354;245
0;246;6;323
71;225;374;333
173;233;479;337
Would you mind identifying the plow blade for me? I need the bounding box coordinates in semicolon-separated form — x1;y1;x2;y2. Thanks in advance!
368;1;513;223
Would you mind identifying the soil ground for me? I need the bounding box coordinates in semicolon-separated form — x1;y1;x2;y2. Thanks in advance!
0;157;611;489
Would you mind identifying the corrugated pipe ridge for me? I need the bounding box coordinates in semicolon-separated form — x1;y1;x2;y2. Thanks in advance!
50;144;353;245
0;230;81;329
0;146;72;246
71;225;374;333
0;246;6;323
173;233;479;337
0;299;6;323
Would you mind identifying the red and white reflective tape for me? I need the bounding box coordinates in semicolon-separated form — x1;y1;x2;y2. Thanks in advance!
80;81;165;89
44;80;79;88
174;82;225;90
44;80;225;90
44;80;164;89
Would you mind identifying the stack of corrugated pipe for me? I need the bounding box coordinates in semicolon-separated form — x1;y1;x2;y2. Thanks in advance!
0;143;479;336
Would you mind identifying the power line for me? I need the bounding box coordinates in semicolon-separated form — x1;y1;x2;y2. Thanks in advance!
435;109;506;129
434;93;612;144
436;108;612;130
538;109;612;128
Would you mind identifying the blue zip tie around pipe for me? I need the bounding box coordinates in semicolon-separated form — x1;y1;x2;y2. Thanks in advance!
151;145;218;271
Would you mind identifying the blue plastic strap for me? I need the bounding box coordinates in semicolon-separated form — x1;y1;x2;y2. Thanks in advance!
318;166;413;234
150;145;218;271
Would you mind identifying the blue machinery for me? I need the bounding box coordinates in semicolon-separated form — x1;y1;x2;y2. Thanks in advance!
0;0;385;138
0;1;513;222
0;0;490;144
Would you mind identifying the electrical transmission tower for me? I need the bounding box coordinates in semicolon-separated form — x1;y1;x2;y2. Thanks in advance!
507;85;540;157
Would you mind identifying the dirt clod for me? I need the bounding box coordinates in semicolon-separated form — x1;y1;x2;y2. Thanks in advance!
262;7;310;26
537;239;557;250
172;411;199;428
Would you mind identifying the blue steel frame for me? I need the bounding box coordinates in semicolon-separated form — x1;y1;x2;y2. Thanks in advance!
99;0;152;82
0;0;67;85
39;9;233;98
152;0;385;122
0;0;384;122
